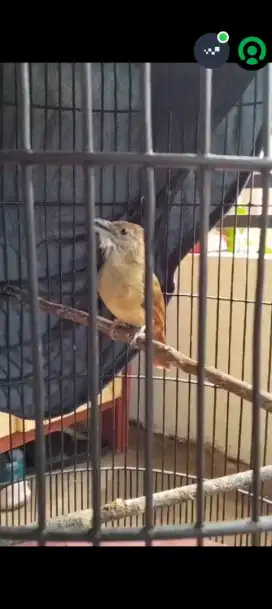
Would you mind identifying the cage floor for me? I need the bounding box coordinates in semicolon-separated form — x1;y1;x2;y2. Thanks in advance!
1;425;272;546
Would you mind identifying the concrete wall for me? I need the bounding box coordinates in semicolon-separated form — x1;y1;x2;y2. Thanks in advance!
129;254;272;466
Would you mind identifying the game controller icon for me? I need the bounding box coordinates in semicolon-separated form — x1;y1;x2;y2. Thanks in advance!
194;32;230;69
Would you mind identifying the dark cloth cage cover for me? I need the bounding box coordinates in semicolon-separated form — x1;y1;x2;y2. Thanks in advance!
0;63;264;420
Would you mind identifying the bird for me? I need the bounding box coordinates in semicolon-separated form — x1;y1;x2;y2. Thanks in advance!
94;218;170;370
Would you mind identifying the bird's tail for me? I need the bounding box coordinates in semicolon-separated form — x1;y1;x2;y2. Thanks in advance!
152;327;171;370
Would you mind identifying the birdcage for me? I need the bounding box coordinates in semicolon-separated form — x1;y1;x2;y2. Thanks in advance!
0;62;272;547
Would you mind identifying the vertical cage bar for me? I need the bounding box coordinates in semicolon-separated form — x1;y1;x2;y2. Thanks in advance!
196;68;212;546
251;64;272;546
18;63;46;540
80;63;100;543
143;63;156;545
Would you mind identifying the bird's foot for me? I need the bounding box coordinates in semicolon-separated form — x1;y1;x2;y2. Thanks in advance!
109;319;134;341
129;325;146;348
109;319;122;341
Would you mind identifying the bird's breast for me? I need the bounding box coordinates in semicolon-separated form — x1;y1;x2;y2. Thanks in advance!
98;256;145;327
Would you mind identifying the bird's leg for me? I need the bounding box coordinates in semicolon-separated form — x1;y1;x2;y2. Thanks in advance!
109;318;122;341
129;325;146;348
109;319;134;341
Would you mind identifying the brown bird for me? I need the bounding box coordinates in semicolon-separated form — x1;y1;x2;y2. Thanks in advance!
94;218;170;370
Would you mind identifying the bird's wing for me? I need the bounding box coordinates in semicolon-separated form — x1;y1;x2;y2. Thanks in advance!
152;273;166;343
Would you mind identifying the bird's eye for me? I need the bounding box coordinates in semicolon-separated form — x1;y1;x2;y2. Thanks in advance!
120;228;128;235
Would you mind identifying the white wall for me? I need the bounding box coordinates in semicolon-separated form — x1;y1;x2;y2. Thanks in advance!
129;255;272;466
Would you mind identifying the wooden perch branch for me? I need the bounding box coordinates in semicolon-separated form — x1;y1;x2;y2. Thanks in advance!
2;283;272;414
40;464;272;529
5;464;272;539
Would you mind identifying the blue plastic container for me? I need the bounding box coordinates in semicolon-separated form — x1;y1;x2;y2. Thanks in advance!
0;449;24;486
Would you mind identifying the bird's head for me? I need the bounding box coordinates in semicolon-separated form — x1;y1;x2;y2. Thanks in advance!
94;218;145;263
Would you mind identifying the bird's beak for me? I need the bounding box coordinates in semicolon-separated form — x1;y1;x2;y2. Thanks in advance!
94;218;118;243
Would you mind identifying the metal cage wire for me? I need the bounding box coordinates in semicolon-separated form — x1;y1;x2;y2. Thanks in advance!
0;62;271;545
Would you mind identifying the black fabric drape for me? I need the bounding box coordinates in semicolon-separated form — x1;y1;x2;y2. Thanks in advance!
0;63;264;419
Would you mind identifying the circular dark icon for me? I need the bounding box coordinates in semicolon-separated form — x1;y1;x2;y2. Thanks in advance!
237;36;268;70
194;33;230;69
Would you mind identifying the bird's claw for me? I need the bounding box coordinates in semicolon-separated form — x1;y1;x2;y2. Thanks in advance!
129;326;146;348
109;320;146;348
109;319;121;341
109;320;135;342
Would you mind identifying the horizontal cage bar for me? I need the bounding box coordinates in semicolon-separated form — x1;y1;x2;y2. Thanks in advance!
1;150;272;172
